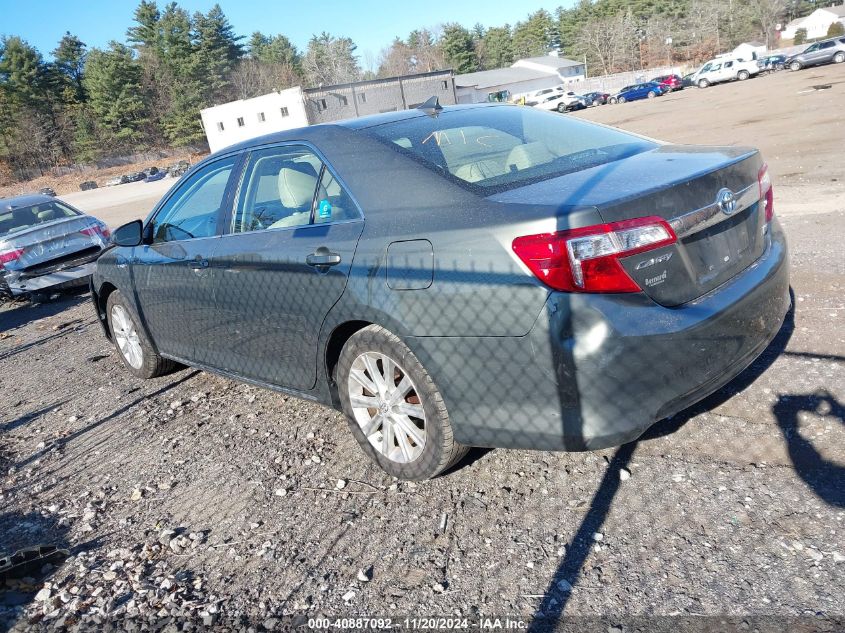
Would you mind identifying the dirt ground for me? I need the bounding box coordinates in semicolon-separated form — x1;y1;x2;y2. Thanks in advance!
1;64;844;631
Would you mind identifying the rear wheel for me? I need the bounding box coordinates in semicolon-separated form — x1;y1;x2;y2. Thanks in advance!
698;79;710;88
337;325;469;480
618;96;626;104
609;97;617;104
106;290;176;379
647;91;656;98
790;61;801;71
737;70;750;80
834;52;845;64
557;102;567;113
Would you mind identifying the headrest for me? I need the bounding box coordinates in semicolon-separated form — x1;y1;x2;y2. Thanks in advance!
277;161;319;209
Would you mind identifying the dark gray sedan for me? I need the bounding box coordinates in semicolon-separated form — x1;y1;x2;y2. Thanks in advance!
91;104;790;480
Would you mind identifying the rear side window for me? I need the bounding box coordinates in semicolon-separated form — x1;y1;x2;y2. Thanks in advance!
366;106;656;193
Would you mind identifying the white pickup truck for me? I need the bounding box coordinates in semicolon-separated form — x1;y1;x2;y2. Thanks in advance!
691;56;760;88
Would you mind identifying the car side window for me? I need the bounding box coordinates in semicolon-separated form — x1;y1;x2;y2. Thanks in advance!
724;61;734;68
805;44;819;52
819;41;834;49
149;156;237;243
313;167;360;224
234;146;322;232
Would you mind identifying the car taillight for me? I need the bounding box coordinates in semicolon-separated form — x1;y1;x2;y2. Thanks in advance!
0;248;25;265
758;163;774;223
512;216;677;293
81;224;111;238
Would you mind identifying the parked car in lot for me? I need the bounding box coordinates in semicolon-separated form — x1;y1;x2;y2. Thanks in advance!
1;194;110;299
757;54;786;72
124;171;147;183
692;56;759;88
583;91;610;106
105;175;128;187
79;180;98;191
166;160;190;178
38;187;57;197
785;37;845;71
608;81;665;104
93;103;789;480
145;170;167;182
681;72;697;88
533;90;586;113
651;74;684;91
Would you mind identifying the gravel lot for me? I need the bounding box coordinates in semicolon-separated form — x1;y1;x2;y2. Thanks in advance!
2;65;844;631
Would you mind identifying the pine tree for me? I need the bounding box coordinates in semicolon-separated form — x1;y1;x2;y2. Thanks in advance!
83;42;148;150
480;26;515;69
52;33;88;104
439;23;478;73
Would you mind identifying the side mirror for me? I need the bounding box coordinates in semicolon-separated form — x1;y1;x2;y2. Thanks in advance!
112;219;144;247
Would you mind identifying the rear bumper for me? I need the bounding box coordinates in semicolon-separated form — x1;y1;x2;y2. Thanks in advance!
3;261;96;296
407;222;790;451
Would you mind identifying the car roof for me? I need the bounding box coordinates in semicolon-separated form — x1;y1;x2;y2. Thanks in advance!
0;194;56;211
213;103;501;157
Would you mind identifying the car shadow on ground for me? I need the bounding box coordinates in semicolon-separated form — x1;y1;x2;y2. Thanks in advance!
0;288;89;333
527;295;797;629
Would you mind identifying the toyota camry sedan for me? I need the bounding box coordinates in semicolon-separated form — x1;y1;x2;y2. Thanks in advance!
91;103;790;480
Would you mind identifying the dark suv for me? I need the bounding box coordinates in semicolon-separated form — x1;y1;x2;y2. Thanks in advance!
786;37;845;71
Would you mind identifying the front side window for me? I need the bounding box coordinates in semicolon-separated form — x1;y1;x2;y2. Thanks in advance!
233;146;322;232
149;156;237;243
366;106;656;193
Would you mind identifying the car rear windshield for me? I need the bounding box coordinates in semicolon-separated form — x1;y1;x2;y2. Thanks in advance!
364;106;657;194
0;201;80;237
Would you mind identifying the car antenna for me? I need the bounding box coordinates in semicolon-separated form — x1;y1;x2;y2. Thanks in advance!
417;96;443;117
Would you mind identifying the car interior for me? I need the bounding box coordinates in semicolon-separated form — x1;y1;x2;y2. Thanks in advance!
0;202;79;236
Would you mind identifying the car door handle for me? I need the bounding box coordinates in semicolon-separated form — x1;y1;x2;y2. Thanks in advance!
189;257;209;270
306;248;341;271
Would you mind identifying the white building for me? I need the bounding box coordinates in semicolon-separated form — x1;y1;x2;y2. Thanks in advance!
455;54;586;104
732;41;767;61
782;5;845;41
200;87;308;154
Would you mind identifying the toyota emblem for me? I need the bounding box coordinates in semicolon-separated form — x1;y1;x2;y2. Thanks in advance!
717;188;737;215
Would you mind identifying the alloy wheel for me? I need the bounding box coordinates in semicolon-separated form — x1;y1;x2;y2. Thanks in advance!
111;304;144;369
347;351;426;464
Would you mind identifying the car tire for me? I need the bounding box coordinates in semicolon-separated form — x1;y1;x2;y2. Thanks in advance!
835;52;845;64
557;103;566;113
790;61;801;71
609;97;617;104
106;290;176;379
337;325;469;480
698;79;709;88
738;70;750;80
647;91;656;98
618;96;626;104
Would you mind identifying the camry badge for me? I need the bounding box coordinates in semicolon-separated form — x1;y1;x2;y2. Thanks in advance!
717;188;737;215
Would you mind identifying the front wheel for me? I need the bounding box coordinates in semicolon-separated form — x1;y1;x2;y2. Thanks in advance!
834;52;845;64
790;61;801;71
738;70;750;80
337;325;469;480
647;91;656;98
106;290;176;379
557;103;567;113
618;96;626;104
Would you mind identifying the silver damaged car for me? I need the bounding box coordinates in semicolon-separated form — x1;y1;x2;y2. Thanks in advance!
0;194;111;298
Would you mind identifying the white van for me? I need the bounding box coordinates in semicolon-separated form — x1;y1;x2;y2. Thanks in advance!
692;57;760;88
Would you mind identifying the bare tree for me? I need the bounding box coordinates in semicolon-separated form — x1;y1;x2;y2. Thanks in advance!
229;58;299;100
576;16;620;76
746;0;788;48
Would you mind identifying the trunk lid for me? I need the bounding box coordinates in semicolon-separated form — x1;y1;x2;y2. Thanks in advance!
490;145;766;306
1;216;107;272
